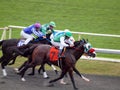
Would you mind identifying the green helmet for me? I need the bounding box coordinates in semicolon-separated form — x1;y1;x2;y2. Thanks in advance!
49;21;56;27
65;31;72;37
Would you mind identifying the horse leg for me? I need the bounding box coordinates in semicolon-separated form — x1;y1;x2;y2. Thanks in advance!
40;64;49;79
0;56;6;76
14;60;28;73
0;56;4;63
20;63;32;81
38;62;58;75
8;55;17;65
68;68;78;90
27;66;35;75
49;69;67;85
73;66;90;82
1;61;9;76
47;62;58;74
13;48;24;56
38;65;43;74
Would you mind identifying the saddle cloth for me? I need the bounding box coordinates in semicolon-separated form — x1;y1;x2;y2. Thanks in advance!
49;47;59;61
17;40;25;47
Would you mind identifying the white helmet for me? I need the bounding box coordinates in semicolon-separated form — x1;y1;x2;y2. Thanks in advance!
64;29;70;32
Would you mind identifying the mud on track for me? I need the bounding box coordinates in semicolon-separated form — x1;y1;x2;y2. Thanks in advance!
0;67;120;90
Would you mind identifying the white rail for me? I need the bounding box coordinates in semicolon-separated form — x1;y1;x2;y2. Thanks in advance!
8;25;120;38
0;27;8;40
0;25;120;56
0;25;120;62
95;48;120;54
81;56;120;63
71;31;120;38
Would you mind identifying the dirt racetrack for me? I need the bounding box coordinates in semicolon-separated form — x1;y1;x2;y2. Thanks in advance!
0;67;120;90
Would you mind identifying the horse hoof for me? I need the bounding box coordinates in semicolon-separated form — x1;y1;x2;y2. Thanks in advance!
82;75;90;82
55;70;58;74
47;83;54;87
21;78;26;82
0;81;6;84
74;87;78;90
1;76;7;79
60;82;67;85
44;77;49;79
3;74;7;77
14;68;20;73
27;73;34;76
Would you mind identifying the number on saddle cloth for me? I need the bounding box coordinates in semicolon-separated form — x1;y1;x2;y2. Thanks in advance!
49;47;66;61
49;47;59;61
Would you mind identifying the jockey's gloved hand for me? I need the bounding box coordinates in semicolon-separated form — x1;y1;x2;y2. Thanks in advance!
42;35;46;39
38;35;45;39
69;44;74;47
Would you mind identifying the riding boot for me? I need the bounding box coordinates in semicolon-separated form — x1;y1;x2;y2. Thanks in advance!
58;49;63;68
58;49;63;58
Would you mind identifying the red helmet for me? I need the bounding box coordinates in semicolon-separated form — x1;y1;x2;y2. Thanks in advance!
34;23;41;28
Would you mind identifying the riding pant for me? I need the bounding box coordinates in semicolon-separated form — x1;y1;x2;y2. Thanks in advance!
51;37;69;49
20;30;34;45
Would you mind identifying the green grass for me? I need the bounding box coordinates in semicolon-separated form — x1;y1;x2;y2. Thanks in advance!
0;0;120;76
76;60;120;76
0;0;120;34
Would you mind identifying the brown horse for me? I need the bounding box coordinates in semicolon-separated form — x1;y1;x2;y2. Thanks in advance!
0;37;52;77
19;39;96;90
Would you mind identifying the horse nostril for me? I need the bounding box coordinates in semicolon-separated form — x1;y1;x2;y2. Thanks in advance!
93;53;96;58
93;54;96;58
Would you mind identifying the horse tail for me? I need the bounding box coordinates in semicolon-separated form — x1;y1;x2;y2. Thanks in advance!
0;40;4;46
23;45;38;56
0;40;4;50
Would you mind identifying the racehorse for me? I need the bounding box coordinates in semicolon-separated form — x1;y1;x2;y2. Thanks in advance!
0;37;55;77
19;39;96;90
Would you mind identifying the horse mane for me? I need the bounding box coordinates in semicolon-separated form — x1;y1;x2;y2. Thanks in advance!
66;39;87;51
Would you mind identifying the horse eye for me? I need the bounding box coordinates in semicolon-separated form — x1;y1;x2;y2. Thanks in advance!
88;45;90;49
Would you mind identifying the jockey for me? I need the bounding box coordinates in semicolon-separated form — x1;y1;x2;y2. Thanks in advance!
51;30;74;58
50;29;75;43
20;22;46;45
40;21;56;38
64;29;75;43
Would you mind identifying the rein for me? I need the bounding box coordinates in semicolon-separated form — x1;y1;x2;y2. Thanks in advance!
72;45;84;53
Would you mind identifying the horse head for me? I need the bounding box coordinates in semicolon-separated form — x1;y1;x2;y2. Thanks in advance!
74;39;96;58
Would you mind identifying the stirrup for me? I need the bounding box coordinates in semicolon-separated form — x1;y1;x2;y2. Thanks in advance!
59;55;65;59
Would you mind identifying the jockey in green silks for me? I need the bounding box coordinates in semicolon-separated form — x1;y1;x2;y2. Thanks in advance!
40;21;56;36
51;29;74;58
50;29;75;85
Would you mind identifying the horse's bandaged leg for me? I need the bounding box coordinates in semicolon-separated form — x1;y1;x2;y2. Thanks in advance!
51;65;56;71
43;72;48;78
60;78;67;85
21;77;26;81
2;69;7;76
14;68;20;73
81;75;90;82
51;65;58;74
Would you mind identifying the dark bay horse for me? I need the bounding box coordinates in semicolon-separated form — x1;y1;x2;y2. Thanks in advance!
0;37;53;77
19;39;96;90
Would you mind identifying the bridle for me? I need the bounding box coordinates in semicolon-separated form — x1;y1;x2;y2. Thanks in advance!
72;42;85;53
